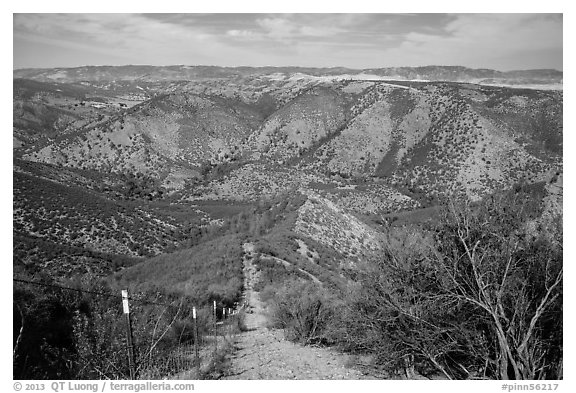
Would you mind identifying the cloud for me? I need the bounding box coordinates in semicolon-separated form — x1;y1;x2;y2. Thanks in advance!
384;14;562;69
225;16;345;44
300;25;343;37
14;13;228;66
226;29;258;39
13;13;562;70
257;17;297;40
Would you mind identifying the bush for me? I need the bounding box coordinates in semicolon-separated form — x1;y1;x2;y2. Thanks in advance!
336;191;562;380
13;275;212;380
266;280;338;345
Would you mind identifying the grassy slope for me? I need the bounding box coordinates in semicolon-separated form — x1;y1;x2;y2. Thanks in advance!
114;234;245;307
13;170;185;255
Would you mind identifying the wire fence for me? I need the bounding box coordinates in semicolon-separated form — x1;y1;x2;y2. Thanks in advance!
13;277;245;380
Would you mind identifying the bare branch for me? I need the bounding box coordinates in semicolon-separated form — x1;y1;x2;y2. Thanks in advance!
138;301;183;373
518;268;563;355
13;304;24;360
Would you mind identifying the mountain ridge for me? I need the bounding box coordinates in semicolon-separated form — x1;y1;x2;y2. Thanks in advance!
14;65;562;86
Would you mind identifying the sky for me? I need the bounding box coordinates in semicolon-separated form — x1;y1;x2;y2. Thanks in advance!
13;13;563;71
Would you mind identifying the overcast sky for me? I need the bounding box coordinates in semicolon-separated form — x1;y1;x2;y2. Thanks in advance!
13;13;563;71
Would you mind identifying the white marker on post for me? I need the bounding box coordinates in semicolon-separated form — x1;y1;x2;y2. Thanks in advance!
121;290;130;314
193;306;197;319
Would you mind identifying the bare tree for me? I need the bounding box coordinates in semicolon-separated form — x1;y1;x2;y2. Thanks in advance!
432;199;563;379
343;190;562;380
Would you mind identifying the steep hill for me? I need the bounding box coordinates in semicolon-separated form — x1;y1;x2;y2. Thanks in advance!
115;234;245;305
302;81;561;201
13;159;218;278
13;165;182;258
13;78;151;152
22;92;267;188
21;77;561;204
247;86;349;162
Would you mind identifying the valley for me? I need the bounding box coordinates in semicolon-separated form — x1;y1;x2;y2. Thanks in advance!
13;65;563;380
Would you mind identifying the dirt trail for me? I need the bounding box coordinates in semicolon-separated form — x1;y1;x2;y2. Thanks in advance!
222;242;365;380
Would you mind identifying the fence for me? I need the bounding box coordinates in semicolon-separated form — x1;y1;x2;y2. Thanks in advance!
13;277;244;380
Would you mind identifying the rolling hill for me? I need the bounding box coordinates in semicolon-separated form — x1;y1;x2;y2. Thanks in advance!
13;65;562;281
12;65;563;381
14;65;563;86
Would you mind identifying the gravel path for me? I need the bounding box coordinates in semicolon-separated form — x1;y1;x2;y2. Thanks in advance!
222;243;365;380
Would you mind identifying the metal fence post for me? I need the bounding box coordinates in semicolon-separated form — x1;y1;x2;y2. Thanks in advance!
193;306;200;376
122;289;136;380
213;300;217;353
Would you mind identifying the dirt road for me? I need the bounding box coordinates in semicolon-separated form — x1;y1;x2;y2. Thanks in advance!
222;243;365;380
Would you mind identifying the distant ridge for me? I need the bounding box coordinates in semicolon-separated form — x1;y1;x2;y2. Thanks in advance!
13;65;562;86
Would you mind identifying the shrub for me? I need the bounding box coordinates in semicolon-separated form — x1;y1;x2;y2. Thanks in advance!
336;191;562;380
13;275;213;380
266;280;338;345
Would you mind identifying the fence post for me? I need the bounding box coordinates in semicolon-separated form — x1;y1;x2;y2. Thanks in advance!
122;290;136;380
213;300;217;353
193;306;200;376
222;308;227;338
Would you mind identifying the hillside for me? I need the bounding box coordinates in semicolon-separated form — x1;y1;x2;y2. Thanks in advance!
246;86;349;161
13;68;562;284
12;72;561;288
13;163;181;270
19;76;562;204
13;158;215;277
115;234;245;306
303;81;561;201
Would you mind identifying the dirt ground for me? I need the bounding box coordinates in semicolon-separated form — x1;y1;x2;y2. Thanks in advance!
222;243;368;380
